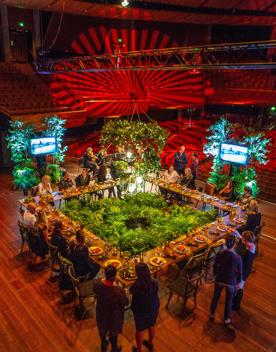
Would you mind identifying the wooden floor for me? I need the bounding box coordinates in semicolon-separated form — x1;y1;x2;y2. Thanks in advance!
0;170;276;352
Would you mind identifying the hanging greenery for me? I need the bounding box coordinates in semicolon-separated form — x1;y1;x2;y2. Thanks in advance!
100;119;168;176
204;116;271;197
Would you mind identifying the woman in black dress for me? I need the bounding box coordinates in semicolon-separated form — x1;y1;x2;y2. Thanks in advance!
94;265;129;352
130;263;160;352
232;231;256;311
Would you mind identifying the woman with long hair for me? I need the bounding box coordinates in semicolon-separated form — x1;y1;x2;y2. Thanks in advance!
130;263;160;352
232;231;256;311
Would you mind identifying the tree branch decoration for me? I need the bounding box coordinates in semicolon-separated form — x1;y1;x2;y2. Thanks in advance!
100;119;168;176
204;116;271;197
6;116;67;192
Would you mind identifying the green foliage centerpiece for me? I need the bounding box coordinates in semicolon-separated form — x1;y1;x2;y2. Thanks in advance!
61;193;218;255
204;117;271;197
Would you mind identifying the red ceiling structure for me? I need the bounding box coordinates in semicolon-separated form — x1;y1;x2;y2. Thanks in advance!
50;25;208;120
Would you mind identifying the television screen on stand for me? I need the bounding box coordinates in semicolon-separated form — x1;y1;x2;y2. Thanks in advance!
220;143;248;165
30;137;57;156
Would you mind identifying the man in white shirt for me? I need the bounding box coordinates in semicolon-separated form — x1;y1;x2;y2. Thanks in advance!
23;203;37;228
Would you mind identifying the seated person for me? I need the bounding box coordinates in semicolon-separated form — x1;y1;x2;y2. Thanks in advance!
75;168;91;188
183;167;194;188
190;152;199;181
28;210;49;262
239;199;261;233
58;171;73;191
37;175;52;195
69;230;100;278
23;203;37;228
83;147;98;174
97;148;107;166
219;180;234;201
50;221;69;258
163;165;180;184
97;163;107;183
239;186;253;212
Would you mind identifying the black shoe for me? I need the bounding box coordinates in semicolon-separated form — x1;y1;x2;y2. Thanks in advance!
101;341;109;352
132;347;138;352
209;315;214;322
112;346;122;352
143;340;154;350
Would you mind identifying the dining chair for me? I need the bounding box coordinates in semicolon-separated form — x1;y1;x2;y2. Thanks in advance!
166;263;205;311
68;266;96;320
18;220;31;255
46;240;60;279
204;241;224;281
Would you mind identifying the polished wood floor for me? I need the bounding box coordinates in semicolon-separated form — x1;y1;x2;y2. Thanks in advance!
0;171;276;352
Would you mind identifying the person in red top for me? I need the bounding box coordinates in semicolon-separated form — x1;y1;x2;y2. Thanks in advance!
94;265;129;352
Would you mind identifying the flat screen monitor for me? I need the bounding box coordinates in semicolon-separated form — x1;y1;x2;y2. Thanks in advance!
220;143;248;165
30;137;57;156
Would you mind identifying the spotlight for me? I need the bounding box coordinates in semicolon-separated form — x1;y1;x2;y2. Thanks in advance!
121;0;129;7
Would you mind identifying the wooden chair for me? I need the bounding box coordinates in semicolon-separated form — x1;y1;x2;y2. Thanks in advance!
205;183;215;196
68;266;96;319
30;186;38;197
78;157;84;173
58;254;74;303
17;221;31;255
46;240;60;279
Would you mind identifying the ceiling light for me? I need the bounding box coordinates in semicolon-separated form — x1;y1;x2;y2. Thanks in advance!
121;0;129;8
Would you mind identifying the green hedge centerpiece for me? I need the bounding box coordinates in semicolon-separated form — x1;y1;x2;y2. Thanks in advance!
61;193;218;255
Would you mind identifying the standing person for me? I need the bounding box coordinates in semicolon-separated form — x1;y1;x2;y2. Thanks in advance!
174;145;187;175
94;265;129;352
75;168;91;188
130;263;160;352
37;175;52;195
232;231;256;311
190;152;199;187
209;235;242;327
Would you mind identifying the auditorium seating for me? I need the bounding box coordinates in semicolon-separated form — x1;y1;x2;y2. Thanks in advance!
0;63;57;114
